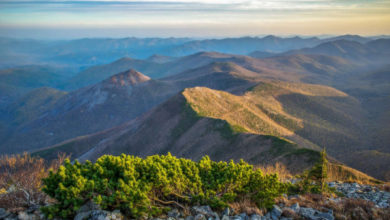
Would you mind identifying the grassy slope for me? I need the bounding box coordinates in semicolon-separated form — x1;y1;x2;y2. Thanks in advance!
182;80;365;155
181;86;382;182
327;162;382;184
181;84;386;178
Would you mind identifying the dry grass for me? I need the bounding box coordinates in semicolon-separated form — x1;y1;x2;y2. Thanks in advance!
327;163;382;185
281;207;303;219
377;183;390;192
256;162;293;182
183;87;294;137
0;152;67;211
254;156;380;185
229;199;263;216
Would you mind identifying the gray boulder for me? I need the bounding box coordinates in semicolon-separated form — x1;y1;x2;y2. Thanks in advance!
270;205;282;220
221;215;230;220
3;213;18;220
299;207;316;219
191;206;219;219
192;206;213;216
17;211;32;220
168;208;181;218
78;200;101;213
239;213;248;220
299;207;334;220
222;207;233;216
316;211;334;220
26;205;41;214
74;210;123;220
74;211;92;220
0;208;10;219
230;215;243;220
250;214;262;220
194;214;207;220
290;203;300;213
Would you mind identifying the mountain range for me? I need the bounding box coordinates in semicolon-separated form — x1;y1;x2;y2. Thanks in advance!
0;36;389;181
2;35;387;69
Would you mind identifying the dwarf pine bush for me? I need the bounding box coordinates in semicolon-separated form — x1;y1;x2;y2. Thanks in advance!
292;148;334;194
42;153;287;219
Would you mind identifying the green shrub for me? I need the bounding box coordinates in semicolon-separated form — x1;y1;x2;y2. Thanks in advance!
42;153;287;219
291;149;334;194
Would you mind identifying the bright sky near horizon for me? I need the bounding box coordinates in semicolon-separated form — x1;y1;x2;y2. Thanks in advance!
0;0;390;39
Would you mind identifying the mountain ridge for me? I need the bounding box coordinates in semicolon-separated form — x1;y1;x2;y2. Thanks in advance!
32;81;376;177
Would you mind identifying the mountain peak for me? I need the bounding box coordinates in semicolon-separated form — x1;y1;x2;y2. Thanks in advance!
106;69;150;86
192;51;229;58
146;54;175;63
112;57;134;64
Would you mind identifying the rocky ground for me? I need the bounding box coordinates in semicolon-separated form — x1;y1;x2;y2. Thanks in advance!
329;182;390;208
1;182;389;220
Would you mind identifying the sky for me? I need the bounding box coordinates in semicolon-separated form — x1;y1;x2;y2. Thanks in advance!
0;0;390;39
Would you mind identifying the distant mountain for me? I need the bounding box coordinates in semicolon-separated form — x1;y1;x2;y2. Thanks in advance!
164;36;321;56
260;54;354;83
0;35;381;69
0;65;68;89
248;35;378;59
64;52;260;90
366;38;390;54
285;39;390;64
66;52;247;90
66;51;359;90
0;38;51;68
146;54;177;63
0;37;192;69
43;37;192;65
107;69;151;85
321;34;372;44
64;57;161;90
0;65;71;106
248;51;277;58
